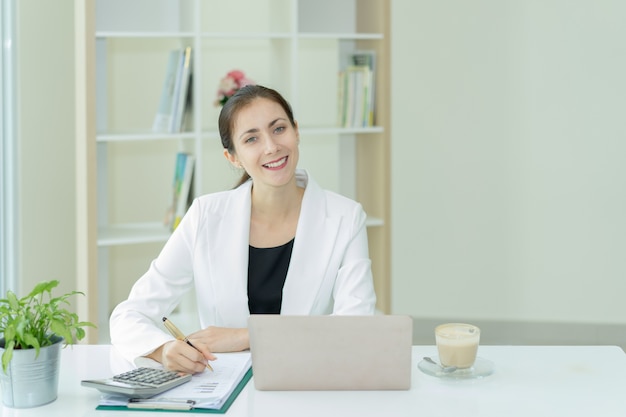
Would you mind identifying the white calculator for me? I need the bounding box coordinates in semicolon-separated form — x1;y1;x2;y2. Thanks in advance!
81;367;192;398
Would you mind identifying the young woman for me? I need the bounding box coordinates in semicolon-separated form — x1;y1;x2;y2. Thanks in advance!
109;85;376;373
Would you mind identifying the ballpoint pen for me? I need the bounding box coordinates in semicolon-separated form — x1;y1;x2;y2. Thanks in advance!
162;317;214;371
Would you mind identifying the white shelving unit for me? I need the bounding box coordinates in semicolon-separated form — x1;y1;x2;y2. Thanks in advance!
81;0;390;342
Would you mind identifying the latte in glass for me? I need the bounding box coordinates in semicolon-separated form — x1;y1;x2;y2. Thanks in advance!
435;323;480;369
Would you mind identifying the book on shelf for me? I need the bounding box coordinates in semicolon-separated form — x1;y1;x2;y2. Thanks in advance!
337;50;377;128
152;49;182;132
170;46;193;133
351;50;376;127
165;152;195;231
152;47;193;133
339;66;369;128
337;69;347;128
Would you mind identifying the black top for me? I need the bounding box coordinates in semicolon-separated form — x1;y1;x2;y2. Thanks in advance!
247;239;294;314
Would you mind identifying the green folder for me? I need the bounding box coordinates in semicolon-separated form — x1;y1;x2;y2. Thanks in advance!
96;368;253;414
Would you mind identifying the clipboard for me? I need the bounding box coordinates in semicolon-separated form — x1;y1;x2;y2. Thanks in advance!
95;368;252;414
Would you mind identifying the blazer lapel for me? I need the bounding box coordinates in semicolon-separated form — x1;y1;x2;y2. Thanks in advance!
207;182;252;325
281;173;340;314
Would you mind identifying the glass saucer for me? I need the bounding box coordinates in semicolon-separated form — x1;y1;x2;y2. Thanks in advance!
418;357;494;380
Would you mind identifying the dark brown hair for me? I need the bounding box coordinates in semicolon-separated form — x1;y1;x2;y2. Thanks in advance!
218;85;296;187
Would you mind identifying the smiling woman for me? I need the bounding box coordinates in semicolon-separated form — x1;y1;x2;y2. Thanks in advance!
219;86;302;249
219;85;299;188
109;85;377;374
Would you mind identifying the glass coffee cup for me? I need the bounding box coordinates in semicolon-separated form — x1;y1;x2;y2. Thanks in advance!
435;323;480;369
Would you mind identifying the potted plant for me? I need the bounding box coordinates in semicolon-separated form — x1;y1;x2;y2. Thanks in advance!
0;279;95;408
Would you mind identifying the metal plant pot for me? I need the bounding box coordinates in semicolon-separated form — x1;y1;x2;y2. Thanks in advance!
0;335;63;408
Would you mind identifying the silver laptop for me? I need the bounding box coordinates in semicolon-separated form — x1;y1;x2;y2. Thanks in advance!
248;315;413;391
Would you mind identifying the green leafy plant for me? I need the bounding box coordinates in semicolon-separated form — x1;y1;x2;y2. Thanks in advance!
0;280;96;372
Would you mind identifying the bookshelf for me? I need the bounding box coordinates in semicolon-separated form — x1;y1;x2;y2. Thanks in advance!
75;0;390;342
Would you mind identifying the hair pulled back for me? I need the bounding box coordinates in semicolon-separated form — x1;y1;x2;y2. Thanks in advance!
218;85;296;187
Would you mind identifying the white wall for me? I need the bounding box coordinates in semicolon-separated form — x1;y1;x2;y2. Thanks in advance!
391;0;626;324
16;0;76;296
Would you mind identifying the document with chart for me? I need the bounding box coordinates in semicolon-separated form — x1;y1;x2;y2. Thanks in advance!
96;352;252;412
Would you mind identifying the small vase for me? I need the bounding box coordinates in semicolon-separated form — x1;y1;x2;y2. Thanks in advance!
0;335;63;408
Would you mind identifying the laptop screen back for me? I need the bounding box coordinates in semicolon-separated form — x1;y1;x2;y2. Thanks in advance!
248;315;413;390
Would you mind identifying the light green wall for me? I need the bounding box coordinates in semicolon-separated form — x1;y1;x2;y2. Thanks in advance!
391;0;626;324
17;0;76;297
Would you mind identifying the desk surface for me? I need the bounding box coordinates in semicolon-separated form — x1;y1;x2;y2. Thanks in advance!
1;345;625;417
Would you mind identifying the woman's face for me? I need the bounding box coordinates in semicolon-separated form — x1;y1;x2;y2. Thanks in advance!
225;97;299;189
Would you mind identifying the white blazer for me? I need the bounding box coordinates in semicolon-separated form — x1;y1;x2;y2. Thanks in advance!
110;170;376;363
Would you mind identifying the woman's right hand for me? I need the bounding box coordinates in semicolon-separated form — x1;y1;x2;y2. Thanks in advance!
147;340;216;374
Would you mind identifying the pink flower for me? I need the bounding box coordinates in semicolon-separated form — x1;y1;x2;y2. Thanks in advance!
227;70;245;81
214;70;256;107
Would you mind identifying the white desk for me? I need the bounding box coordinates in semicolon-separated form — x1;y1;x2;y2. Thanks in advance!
1;345;625;416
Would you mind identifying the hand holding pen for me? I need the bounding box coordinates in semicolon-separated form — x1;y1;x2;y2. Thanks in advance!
162;317;214;371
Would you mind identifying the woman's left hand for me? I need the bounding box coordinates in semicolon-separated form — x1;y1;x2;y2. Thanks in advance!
187;327;250;353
